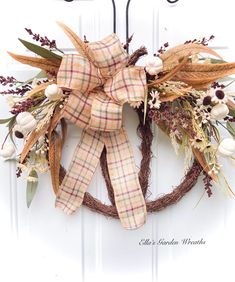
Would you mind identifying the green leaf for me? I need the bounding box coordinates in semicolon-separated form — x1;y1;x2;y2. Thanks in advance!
18;38;62;60
35;70;48;79
226;121;235;137
210;58;227;64
211;124;221;143
26;170;38;208
19;70;48;87
7;116;16;146
229;109;235;117
0;117;14;124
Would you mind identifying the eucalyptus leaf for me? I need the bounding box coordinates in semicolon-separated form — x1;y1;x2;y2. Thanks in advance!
0;117;13;124
7;116;16;146
226;121;235;137
19;70;48;87
210;58;227;64
26;170;38;208
229;109;235;117
211;124;221;143
218;76;235;83
18;38;62;60
4;158;17;163
35;70;48;79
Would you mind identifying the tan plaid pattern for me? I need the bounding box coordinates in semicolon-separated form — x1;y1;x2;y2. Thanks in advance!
89;91;122;131
63;90;94;129
104;128;147;229
56;30;147;229
57;54;103;92
56;129;104;214
88;33;128;78
104;67;146;104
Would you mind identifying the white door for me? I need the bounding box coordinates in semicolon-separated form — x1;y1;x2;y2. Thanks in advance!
1;1;235;281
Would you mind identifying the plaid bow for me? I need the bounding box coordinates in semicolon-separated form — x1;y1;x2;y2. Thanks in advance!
56;31;147;229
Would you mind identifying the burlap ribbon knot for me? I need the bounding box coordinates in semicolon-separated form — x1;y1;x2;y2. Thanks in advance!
56;32;147;229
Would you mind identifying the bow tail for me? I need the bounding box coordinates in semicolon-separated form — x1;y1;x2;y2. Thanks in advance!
104;128;147;229
55;129;104;214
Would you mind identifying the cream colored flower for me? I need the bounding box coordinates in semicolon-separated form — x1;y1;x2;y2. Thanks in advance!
145;57;163;76
0;143;15;159
210;89;228;104
45;84;63;101
129;100;142;109
16;112;37;132
148;90;161;109
196;91;212;107
218;138;235;157
210;103;229;120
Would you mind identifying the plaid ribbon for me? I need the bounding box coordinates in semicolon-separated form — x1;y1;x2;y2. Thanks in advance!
56;33;147;229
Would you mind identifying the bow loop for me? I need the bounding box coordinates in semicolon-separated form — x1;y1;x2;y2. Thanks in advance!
57;54;103;92
104;67;146;104
88;34;128;78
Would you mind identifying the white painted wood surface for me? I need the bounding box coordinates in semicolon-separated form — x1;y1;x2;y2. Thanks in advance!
0;1;235;281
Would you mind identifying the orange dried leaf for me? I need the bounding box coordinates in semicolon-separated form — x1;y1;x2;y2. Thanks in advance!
57;21;93;60
227;99;235;110
8;52;60;73
48;130;62;195
48;107;64;134
175;62;235;88
20;125;49;163
192;148;217;181
160;43;222;69
60;118;67;147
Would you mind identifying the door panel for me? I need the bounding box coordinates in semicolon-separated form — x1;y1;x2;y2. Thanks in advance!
0;1;235;281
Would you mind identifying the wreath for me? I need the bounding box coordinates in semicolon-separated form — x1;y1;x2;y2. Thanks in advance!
1;23;235;229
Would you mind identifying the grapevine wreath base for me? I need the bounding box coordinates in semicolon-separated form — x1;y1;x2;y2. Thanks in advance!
1;22;235;229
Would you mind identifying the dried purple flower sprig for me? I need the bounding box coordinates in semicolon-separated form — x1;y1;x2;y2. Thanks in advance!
154;35;214;58
203;172;213;197
10;98;35;115
25;28;64;54
154;42;169;57
211;81;225;89
0;75;20;87
0;84;32;96
184;35;215;46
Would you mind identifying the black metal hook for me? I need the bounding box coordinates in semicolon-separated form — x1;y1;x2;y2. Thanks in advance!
167;0;179;3
111;0;116;33
125;0;131;54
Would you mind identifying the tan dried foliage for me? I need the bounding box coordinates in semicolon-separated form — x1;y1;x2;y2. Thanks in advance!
20;125;49;163
175;62;235;89
57;21;95;62
48;130;62;195
160;43;222;69
8;52;60;73
192;147;217;181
